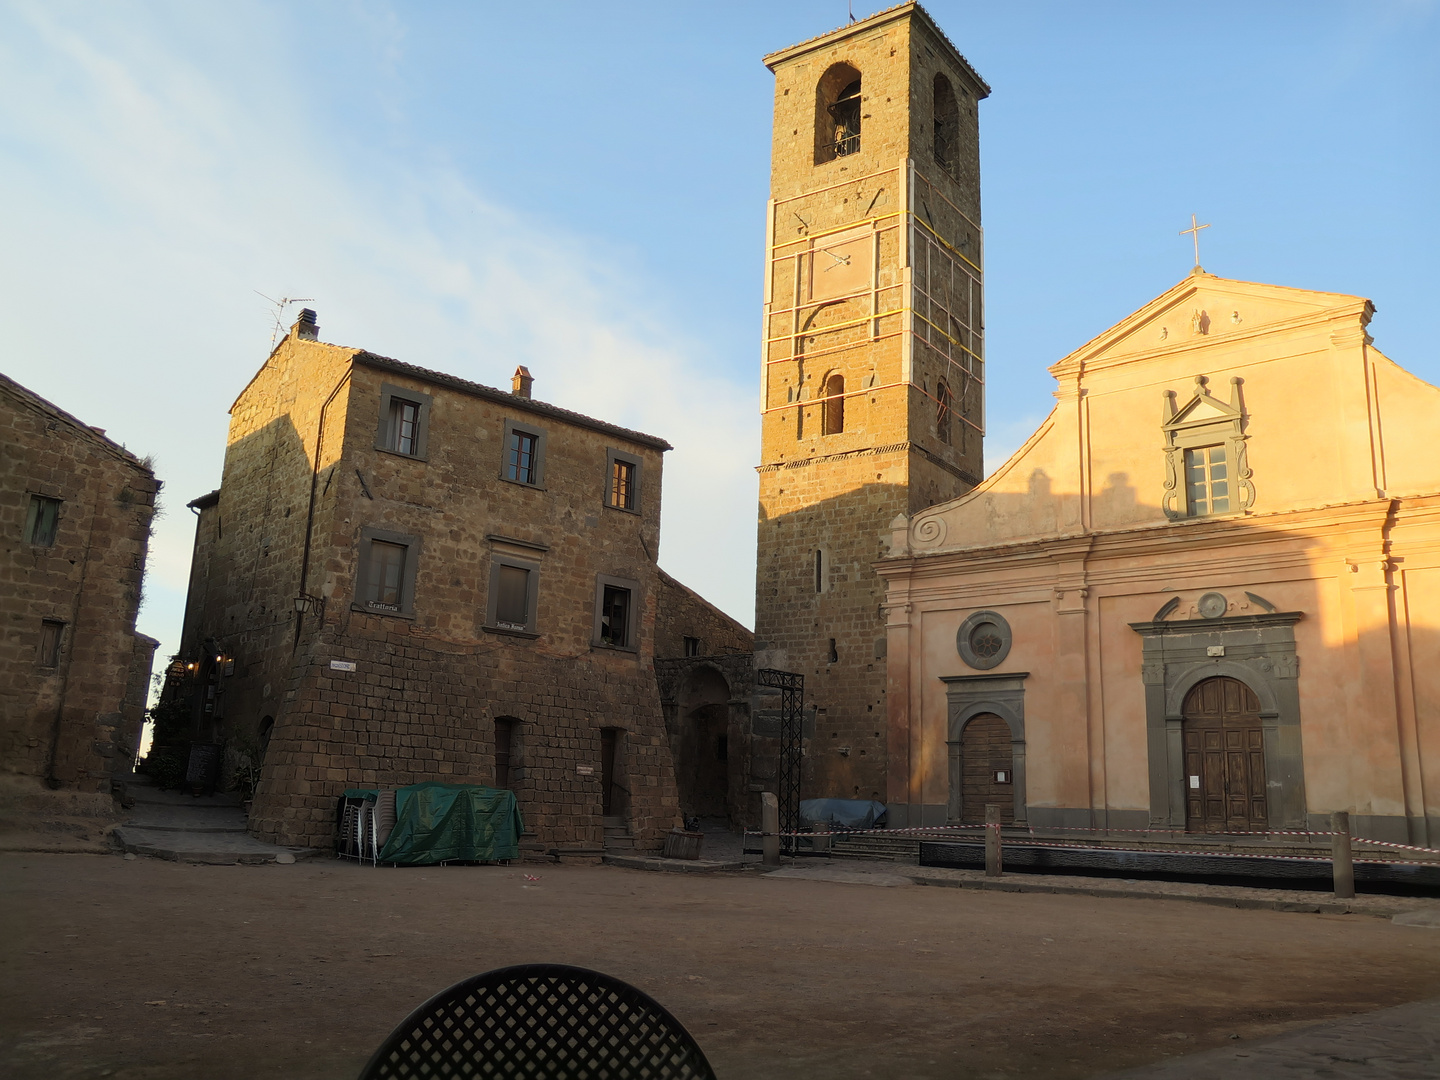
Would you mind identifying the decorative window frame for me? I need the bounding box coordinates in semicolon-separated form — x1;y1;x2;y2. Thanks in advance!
604;448;643;514
352;527;421;619
1161;375;1254;520
592;573;642;653
501;418;548;488
375;383;432;460
956;610;1012;671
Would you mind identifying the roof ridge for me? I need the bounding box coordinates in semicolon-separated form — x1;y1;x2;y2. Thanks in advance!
353;352;673;451
0;370;152;471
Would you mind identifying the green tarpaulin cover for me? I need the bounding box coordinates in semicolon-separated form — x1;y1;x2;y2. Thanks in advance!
344;782;524;865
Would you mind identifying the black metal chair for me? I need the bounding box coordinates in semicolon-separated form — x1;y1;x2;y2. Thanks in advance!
357;963;716;1079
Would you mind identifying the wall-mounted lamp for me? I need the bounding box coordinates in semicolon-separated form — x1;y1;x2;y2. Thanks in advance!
293;594;323;616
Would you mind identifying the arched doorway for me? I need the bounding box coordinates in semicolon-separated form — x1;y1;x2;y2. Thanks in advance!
675;667;731;820
1182;676;1268;833
960;713;1013;824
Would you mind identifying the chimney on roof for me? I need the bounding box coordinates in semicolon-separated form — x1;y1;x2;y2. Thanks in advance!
293;308;319;342
512;366;533;399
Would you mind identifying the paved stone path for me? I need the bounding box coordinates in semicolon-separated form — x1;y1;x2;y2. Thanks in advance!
1101;997;1440;1079
113;775;314;864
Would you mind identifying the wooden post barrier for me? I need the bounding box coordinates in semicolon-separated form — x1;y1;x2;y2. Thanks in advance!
762;792;781;867
1331;810;1354;900
985;804;1003;878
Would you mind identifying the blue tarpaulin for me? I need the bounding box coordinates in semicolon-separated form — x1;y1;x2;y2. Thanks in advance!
800;798;887;830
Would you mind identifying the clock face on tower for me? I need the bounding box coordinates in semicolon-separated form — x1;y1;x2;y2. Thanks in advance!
809;225;873;303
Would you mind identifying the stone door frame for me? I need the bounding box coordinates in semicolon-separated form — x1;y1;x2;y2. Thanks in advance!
1130;611;1306;830
940;672;1029;826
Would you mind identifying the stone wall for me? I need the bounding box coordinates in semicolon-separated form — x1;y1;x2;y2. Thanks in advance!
755;7;987;805
184;325;685;851
0;373;158;794
653;569;753;660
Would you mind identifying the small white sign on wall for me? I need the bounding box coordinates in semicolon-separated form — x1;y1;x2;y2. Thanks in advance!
576;765;594;776
330;660;357;672
1189;775;1201;789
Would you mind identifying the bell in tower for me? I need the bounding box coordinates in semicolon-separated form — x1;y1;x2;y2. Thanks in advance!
753;3;990;810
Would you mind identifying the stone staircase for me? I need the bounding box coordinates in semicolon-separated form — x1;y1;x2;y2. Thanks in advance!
113;772;315;864
603;815;636;855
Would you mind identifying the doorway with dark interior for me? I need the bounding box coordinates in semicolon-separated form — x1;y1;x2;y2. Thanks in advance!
675;666;731;824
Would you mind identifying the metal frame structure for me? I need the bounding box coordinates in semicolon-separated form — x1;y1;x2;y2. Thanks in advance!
757;668;804;852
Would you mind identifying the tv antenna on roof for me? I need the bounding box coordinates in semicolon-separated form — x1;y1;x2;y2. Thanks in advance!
256;291;316;349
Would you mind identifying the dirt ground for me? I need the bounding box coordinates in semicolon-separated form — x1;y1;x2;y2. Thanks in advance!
3;854;1439;1080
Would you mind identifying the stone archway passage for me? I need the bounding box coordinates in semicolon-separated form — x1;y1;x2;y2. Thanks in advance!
961;713;1013;824
675;666;732;821
1182;676;1268;833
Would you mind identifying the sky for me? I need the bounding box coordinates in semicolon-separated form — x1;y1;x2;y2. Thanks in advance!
1;0;1436;680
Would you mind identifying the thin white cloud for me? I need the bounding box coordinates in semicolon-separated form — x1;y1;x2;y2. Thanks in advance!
0;1;758;682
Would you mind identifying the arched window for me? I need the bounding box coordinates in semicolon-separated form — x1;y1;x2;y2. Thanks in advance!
933;74;959;174
936;379;953;444
815;64;862;164
821;373;845;435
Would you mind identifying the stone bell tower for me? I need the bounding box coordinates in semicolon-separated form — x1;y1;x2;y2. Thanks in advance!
754;3;989;800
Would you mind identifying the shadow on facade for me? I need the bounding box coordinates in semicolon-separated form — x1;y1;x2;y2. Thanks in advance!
890;473;1439;846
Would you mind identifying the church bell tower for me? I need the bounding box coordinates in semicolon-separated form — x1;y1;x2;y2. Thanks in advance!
754;4;989;800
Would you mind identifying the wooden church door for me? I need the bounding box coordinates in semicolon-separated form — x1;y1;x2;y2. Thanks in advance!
1182;677;1268;833
961;713;1014;824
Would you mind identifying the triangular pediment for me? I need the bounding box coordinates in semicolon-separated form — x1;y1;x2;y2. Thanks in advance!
1171;395;1233;425
1049;272;1373;377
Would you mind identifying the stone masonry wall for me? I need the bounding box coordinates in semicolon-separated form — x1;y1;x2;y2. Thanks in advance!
756;9;984;804
653;569;753;660
0;373;158;793
191;331;684;851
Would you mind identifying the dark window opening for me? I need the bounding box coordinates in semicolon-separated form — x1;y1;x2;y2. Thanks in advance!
610;458;635;510
25;495;60;547
600;728;619;816
827;638;839;664
717;734;728;762
388;398;421;455
495;565;530;628
494;719;515;789
933;73;959;174
507;430;537;484
815;64;862;164
814;549;824;593
829;78;862;158
936;379;953;444
683;636;701;657
365;541;406;609
38;619;64;668
600;585;631;647
822;373;845;435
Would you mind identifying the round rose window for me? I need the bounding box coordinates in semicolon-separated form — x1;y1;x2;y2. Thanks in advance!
957;610;1012;670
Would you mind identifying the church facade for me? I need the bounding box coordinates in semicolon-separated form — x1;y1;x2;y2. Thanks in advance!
880;269;1440;846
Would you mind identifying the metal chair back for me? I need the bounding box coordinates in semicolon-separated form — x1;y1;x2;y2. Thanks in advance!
357;963;716;1079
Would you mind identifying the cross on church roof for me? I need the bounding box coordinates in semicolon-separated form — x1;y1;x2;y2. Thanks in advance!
1180;213;1211;270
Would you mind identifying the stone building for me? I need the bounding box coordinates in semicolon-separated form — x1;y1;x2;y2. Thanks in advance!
0;372;159;803
881;270;1440;846
177;310;719;854
653;570;756;824
752;3;989;804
